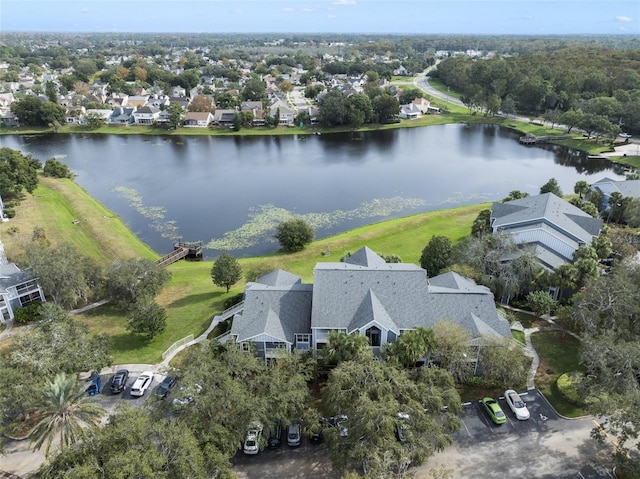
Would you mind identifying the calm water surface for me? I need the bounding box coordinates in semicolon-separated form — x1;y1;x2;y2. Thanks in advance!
0;124;625;257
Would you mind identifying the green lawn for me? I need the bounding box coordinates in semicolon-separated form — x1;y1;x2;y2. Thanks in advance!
73;203;488;364
531;330;586;418
0;176;157;264
511;330;525;345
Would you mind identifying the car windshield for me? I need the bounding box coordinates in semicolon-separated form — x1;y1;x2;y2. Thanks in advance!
514;401;525;408
495;411;505;418
246;440;256;446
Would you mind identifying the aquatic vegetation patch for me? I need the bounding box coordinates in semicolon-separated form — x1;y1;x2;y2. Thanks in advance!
205;192;500;252
205;197;427;251
113;186;182;242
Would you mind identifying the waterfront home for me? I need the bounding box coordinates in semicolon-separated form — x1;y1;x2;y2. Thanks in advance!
224;247;511;359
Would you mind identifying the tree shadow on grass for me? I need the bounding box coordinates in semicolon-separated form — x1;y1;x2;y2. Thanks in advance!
110;332;153;356
165;291;224;309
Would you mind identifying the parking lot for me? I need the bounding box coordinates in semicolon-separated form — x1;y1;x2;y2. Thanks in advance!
420;389;615;479
234;390;616;479
89;369;161;416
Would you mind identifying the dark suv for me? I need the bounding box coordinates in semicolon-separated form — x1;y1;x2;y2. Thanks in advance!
156;375;178;398
110;369;129;394
267;423;282;447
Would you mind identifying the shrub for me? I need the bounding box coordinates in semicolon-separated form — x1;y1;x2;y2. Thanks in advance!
556;372;585;406
13;302;43;324
3;208;15;218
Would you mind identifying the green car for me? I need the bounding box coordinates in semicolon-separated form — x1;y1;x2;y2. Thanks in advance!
481;397;506;425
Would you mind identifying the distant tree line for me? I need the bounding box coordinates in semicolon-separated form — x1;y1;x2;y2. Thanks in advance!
433;46;640;133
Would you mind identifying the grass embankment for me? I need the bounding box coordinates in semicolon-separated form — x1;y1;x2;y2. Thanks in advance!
0;176;157;263
532;330;586;418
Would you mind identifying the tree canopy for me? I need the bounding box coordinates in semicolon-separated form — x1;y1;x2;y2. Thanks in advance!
274;217;314;252
420;235;453;277
0;147;39;197
322;355;461;478
101;257;171;306
210;253;242;293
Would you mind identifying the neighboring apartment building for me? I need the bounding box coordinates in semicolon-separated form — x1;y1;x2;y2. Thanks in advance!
490;193;603;270
226;247;511;359
0;239;46;322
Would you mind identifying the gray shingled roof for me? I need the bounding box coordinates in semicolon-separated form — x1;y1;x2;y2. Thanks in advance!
255;269;302;287
234;248;512;343
344;246;387;267
230;283;312;343
0;266;37;293
491;193;602;245
592;178;640;199
311;256;429;331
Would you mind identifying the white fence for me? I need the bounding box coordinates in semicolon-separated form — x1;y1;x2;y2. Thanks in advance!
162;333;194;360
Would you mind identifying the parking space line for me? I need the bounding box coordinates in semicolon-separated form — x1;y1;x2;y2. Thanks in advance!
461;418;472;437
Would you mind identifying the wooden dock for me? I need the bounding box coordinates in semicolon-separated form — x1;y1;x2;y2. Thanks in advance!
156;242;203;267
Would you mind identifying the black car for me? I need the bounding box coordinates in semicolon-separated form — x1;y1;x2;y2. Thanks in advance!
110;369;129;394
267;423;282;447
309;417;328;442
156;375;178;398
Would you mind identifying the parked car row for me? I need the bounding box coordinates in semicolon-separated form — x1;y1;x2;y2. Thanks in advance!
482;389;531;424
90;369;172;398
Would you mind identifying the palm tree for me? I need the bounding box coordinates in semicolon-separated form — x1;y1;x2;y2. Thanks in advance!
30;372;105;456
397;326;436;368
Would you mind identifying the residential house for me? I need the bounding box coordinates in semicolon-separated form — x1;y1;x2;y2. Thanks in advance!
171;86;187;97
108;106;136;124
126;95;150;109
106;95;128;108
226;247;512;359
184;111;214;127
168;96;190;110
213;109;236;126
65;106;86;124
269;98;296;126
0;93;15;109
411;97;437;114
132;105;161;125
0;111;19;127
84;109;113;123
589;177;640;212
0;239;46;322
146;95;170;109
399;103;422;120
490;193;603;271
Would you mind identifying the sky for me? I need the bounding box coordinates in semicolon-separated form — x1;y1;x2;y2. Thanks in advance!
0;0;638;35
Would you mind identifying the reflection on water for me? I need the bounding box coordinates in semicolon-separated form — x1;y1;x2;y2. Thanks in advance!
0;124;627;258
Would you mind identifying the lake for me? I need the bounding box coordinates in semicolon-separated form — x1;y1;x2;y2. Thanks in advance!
0;124;626;258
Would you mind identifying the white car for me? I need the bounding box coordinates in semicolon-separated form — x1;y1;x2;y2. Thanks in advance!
504;389;530;420
130;371;154;397
243;422;263;455
619;133;632;139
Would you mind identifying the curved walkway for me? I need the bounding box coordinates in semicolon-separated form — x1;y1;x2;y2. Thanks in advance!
502;304;580;391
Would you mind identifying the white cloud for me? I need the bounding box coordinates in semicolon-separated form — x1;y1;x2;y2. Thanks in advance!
332;0;356;5
282;7;294;12
615;16;633;22
81;8;89;13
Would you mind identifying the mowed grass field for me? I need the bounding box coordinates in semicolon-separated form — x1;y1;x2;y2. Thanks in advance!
1;174;488;364
0;176;157;263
